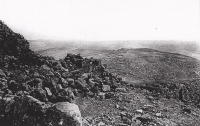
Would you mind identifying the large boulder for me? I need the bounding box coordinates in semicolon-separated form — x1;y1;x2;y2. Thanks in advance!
13;95;48;118
3;95;52;126
45;102;82;126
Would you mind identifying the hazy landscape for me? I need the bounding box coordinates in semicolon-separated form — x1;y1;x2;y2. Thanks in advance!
29;39;200;125
30;40;200;60
0;19;200;125
1;0;199;125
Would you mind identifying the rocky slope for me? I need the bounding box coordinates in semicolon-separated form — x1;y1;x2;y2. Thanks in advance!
0;21;126;125
1;20;200;126
31;40;200;104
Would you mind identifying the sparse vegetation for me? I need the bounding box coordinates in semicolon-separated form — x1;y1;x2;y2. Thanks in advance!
1;20;200;125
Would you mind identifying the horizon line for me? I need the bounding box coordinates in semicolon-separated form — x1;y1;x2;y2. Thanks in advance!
28;39;199;43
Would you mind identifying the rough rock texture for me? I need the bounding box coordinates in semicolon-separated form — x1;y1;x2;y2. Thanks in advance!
46;102;82;126
1;95;82;126
0;21;122;125
1;20;200;126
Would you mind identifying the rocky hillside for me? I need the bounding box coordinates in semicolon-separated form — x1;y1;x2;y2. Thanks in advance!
75;48;200;104
33;44;200;103
2;20;200;126
0;21;43;65
30;41;200;81
94;48;200;81
0;20;131;126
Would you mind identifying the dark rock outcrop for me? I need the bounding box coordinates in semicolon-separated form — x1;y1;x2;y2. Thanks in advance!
0;21;124;125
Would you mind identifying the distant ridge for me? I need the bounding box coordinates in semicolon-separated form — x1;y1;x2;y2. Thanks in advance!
30;39;200;60
83;48;200;82
30;38;200;82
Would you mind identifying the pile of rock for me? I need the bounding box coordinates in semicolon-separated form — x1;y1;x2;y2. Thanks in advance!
0;20;126;125
0;52;125;125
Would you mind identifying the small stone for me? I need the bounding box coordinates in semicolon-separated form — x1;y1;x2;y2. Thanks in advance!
120;111;127;116
61;67;69;72
192;112;197;116
131;119;141;126
102;85;110;92
62;72;69;78
136;114;152;123
98;122;105;126
116;88;127;92
135;109;143;114
58;119;64;125
116;104;119;109
24;91;29;95
148;96;154;100
122;116;132;125
0;69;6;77
57;84;63;90
135;120;141;125
1;77;7;82
118;96;123;102
44;87;52;96
118;123;129;126
98;92;105;100
155;113;162;117
182;108;191;114
144;105;153;107
120;106;128;111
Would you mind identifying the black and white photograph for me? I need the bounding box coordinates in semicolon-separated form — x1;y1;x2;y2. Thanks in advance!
0;0;199;125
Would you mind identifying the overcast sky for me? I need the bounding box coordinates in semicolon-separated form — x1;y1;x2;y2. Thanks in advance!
0;0;199;42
